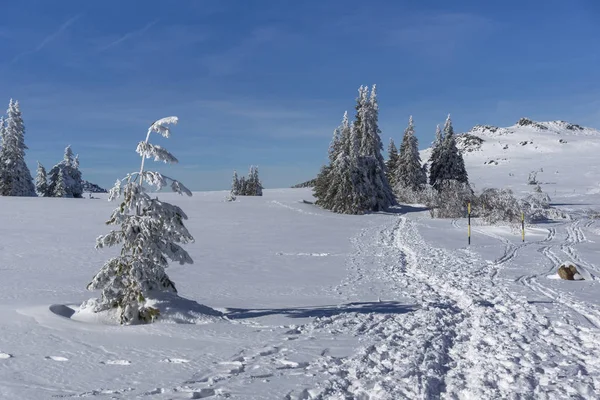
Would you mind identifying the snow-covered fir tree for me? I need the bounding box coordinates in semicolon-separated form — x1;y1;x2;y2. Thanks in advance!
386;138;399;188
314;117;346;206
428;124;444;188
84;116;194;325
322;111;365;214
35;162;48;197
251;166;263;196
47;146;84;198
353;85;396;211
0;100;36;197
231;170;239;196
434;114;469;189
238;176;247;195
313;163;333;205
395;116;427;199
53;169;67;198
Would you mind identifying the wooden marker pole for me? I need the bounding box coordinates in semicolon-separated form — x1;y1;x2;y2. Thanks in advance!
468;201;471;245
521;212;525;242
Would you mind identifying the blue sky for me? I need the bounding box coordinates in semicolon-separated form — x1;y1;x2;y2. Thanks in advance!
1;0;599;191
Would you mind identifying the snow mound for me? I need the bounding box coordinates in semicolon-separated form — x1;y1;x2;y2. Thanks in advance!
52;293;223;325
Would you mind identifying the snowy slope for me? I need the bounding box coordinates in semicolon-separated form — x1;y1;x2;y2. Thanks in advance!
1;143;600;398
421;118;600;199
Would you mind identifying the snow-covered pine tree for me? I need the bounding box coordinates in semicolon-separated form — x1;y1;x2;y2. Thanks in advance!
231;170;239;196
395;116;427;201
35;162;48;197
386;138;399;188
70;154;83;198
314;117;346;207
0;100;36;197
53;169;67;197
313;164;332;206
85;116;194;325
47;146;84;198
428;124;444;188
322;111;365;214
435;114;468;189
252;166;263;196
355;84;396;211
238;176;247;195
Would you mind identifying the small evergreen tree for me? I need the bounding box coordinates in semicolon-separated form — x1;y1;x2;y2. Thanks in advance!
436;114;468;188
54;169;67;198
313;164;332;206
428;124;444;188
231;170;239;196
251;166;263;196
35;161;48;197
395;116;427;199
314;115;347;206
0;100;36;196
386;138;399;188
324;113;364;214
84;116;194;325
70;154;83;198
238;176;247;195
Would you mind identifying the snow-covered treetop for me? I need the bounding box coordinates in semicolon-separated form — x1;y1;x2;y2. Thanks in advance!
64;145;74;165
149;116;178;138
434;124;442;146
443;114;454;137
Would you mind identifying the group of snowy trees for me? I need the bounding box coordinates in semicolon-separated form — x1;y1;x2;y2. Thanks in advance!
0;99;36;196
230;166;263;197
313;84;470;216
0;98;85;199
313;85;395;214
35;146;83;198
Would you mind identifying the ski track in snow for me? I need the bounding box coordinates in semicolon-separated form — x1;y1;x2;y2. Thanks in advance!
293;216;600;399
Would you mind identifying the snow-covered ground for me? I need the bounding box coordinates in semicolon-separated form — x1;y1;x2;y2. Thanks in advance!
1;119;600;399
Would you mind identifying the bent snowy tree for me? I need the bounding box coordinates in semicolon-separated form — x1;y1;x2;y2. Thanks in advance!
85;117;194;325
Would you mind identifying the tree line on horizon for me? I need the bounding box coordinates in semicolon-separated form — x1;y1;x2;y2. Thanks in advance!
0;99;86;198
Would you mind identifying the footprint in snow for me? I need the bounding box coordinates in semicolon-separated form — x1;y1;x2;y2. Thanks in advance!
190;388;216;398
0;352;13;359
101;360;131;365
45;356;68;362
161;358;190;364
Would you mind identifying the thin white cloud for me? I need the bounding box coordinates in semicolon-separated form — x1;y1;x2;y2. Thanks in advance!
98;20;158;52
11;14;82;63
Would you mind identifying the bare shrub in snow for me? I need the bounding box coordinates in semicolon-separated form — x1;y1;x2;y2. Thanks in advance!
395;183;429;204
527;170;539;185
427;179;473;218
475;188;521;225
520;185;567;222
84;117;194;325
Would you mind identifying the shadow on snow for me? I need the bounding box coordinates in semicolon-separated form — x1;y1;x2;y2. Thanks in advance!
224;301;418;320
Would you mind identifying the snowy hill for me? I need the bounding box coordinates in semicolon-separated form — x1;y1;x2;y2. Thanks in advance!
422;118;600;198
